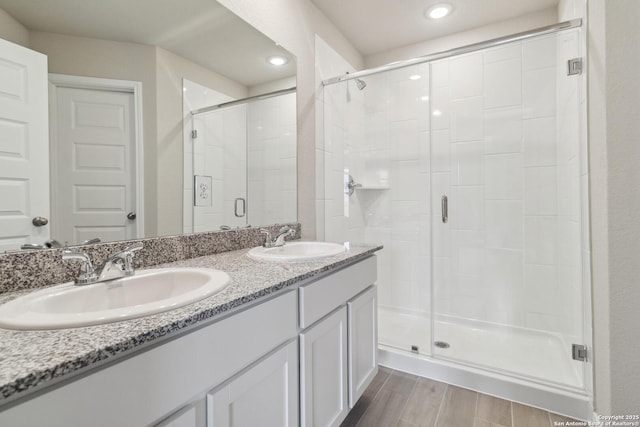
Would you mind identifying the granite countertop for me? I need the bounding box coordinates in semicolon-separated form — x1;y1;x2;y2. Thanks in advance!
0;243;381;405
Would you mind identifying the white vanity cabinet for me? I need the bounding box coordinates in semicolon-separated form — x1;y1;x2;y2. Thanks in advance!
0;291;298;427
299;256;378;427
0;254;379;427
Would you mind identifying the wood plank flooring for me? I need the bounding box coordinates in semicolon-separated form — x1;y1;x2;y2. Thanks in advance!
340;367;582;427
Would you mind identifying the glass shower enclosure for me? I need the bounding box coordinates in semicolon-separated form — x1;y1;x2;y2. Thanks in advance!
184;86;297;233
321;26;590;395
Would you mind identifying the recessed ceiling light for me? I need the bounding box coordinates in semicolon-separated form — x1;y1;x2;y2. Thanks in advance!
409;74;422;80
426;3;453;20
267;55;288;66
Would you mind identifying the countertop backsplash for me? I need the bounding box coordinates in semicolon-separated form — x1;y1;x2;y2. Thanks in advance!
0;223;301;295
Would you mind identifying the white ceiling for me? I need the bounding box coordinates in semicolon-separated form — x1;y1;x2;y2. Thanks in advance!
311;0;559;56
0;0;295;87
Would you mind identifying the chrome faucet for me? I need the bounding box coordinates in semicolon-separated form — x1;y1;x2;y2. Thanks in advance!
62;242;143;285
20;239;63;250
260;226;296;248
61;252;98;285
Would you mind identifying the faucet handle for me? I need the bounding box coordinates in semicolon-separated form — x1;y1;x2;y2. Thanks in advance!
110;242;143;259
21;243;45;250
122;242;143;253
273;226;296;247
81;237;101;245
62;250;98;285
259;229;273;248
110;242;143;275
62;251;94;270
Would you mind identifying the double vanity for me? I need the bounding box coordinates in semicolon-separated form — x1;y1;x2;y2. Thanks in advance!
0;232;381;427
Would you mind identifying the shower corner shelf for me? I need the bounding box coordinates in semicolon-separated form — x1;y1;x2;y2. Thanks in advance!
356;185;389;190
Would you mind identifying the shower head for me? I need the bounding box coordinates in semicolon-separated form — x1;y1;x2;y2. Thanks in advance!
345;71;367;91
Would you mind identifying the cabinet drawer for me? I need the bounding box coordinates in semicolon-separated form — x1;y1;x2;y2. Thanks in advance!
299;256;376;328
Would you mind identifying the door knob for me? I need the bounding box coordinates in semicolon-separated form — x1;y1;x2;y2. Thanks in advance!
127;212;137;220
32;216;48;227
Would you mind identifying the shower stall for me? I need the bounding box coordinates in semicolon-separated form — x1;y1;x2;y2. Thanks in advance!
321;21;592;419
183;81;297;233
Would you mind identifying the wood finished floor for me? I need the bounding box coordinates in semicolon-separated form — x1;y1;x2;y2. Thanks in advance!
341;367;582;427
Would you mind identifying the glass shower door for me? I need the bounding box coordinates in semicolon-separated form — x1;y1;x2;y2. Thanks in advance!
191;104;248;232
189;92;297;232
322;63;433;356
430;29;588;390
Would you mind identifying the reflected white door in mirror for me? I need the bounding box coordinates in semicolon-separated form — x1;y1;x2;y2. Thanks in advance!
0;39;50;252
49;74;144;247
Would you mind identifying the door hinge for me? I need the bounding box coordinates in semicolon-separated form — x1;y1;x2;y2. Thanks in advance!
567;58;583;76
191;129;198;139
572;344;588;362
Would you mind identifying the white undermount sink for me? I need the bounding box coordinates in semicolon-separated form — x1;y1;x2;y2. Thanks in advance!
247;241;346;263
0;268;230;330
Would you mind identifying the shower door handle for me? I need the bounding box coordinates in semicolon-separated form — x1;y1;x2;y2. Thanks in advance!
441;195;448;223
234;197;246;218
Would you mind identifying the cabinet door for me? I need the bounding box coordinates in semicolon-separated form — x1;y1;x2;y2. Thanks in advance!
347;286;378;408
208;340;298;427
300;306;348;427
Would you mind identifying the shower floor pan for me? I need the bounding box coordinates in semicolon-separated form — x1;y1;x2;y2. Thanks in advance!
377;307;591;420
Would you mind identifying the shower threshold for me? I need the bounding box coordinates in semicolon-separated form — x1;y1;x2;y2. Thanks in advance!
378;345;592;421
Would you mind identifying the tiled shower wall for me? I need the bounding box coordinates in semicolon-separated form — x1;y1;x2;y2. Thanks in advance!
322;31;585;343
315;35;357;243
247;93;297;227
322;63;432;315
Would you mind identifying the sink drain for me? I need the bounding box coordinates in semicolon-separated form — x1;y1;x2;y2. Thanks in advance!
434;341;450;349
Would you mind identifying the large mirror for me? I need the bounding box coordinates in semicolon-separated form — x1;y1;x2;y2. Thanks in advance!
0;0;297;252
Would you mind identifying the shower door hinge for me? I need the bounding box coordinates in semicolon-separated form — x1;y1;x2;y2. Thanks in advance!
191;129;198;139
567;58;583;76
572;344;588;362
